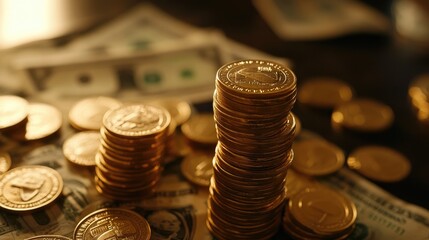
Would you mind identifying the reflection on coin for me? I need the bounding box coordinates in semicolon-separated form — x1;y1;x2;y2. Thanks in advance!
298;77;354;109
181;113;217;145
181;151;214;186
347;145;411;182
0;165;63;211
63;131;100;166
24;235;72;240
0;152;11;174
291;112;301;137
10;103;62;141
73;208;151;240
0;95;28;130
150;99;192;125
292;139;345;176
69;96;122;131
332;98;394;132
409;73;429;124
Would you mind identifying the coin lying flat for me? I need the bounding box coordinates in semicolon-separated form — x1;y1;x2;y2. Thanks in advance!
24;235;72;240
292;139;345;176
9;103;62;141
63;131;100;166
150;99;192;126
181;113;217;145
181;151;214;186
0;152;11;174
298;77;354;109
69;96;122;131
0;95;28;131
73;208;151;240
0;165;63;211
347;145;411;182
332;98;394;132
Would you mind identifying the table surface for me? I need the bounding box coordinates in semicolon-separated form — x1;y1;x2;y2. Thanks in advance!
145;0;429;210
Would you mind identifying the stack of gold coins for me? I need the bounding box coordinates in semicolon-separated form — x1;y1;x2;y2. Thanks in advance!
207;60;297;239
408;74;429;124
95;104;171;201
283;186;357;239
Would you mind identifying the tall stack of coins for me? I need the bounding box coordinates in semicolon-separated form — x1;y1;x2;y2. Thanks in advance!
207;60;297;239
95;104;171;201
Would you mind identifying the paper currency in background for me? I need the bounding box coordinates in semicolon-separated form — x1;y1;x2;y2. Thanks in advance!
8;3;291;103
253;0;390;40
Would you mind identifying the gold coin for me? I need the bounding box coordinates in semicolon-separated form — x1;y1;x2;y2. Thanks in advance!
181;113;217;145
285;169;318;199
68;96;122;130
73;208;151;240
409;73;429;104
292;139;345;176
181;151;214;186
289;186;357;235
347;145;411;182
332;98;394;132
0;152;12;174
24;235;72;240
149;99;192;125
0;95;28;130
62;131;100;166
0;165;63;211
298;77;353;109
291;112;301;137
10;103;62;141
103;104;170;138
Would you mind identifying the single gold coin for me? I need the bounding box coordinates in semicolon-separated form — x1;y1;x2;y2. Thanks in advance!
289;186;357;235
332;98;394;132
347;145;411;182
181;151;214;186
292;139;345;176
63;131;100;166
0;95;28;130
73;208;151;240
298;77;354;109
150;99;192;125
0;165;63;211
10;103;62;141
103;104;170;138
69;96;122;130
24;235;72;240
0;152;12;174
409;73;429;104
181;113;217;145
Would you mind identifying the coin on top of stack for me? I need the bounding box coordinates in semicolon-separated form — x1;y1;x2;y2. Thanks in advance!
283;185;357;239
408;73;429;125
95;104;170;201
207;59;297;240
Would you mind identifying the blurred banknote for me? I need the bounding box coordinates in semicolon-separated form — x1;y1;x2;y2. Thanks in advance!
253;0;390;40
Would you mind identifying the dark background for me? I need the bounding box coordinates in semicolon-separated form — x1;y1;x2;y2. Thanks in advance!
144;0;429;210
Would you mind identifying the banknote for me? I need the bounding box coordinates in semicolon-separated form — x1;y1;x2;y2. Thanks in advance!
252;0;390;40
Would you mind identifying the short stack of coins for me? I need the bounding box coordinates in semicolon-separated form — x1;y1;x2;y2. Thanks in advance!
207;60;297;239
95;104;171;201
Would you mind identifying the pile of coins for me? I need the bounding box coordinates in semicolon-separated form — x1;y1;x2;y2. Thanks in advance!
95;104;171;201
409;73;429;125
207;60;297;239
283;185;357;239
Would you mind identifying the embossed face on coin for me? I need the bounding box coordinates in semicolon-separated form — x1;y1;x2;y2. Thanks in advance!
73;208;151;240
0;165;63;211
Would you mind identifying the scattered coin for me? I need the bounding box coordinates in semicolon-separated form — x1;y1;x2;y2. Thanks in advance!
9;103;62;141
68;96;122;131
0;165;63;211
347;145;411;182
292;138;345;176
24;235;72;240
0;95;29;131
150;99;192;125
73;208;151;240
62;131;100;166
181;151;214;186
181;113;217;146
409;73;429;124
0;152;11;175
298;77;354;109
332;98;394;132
